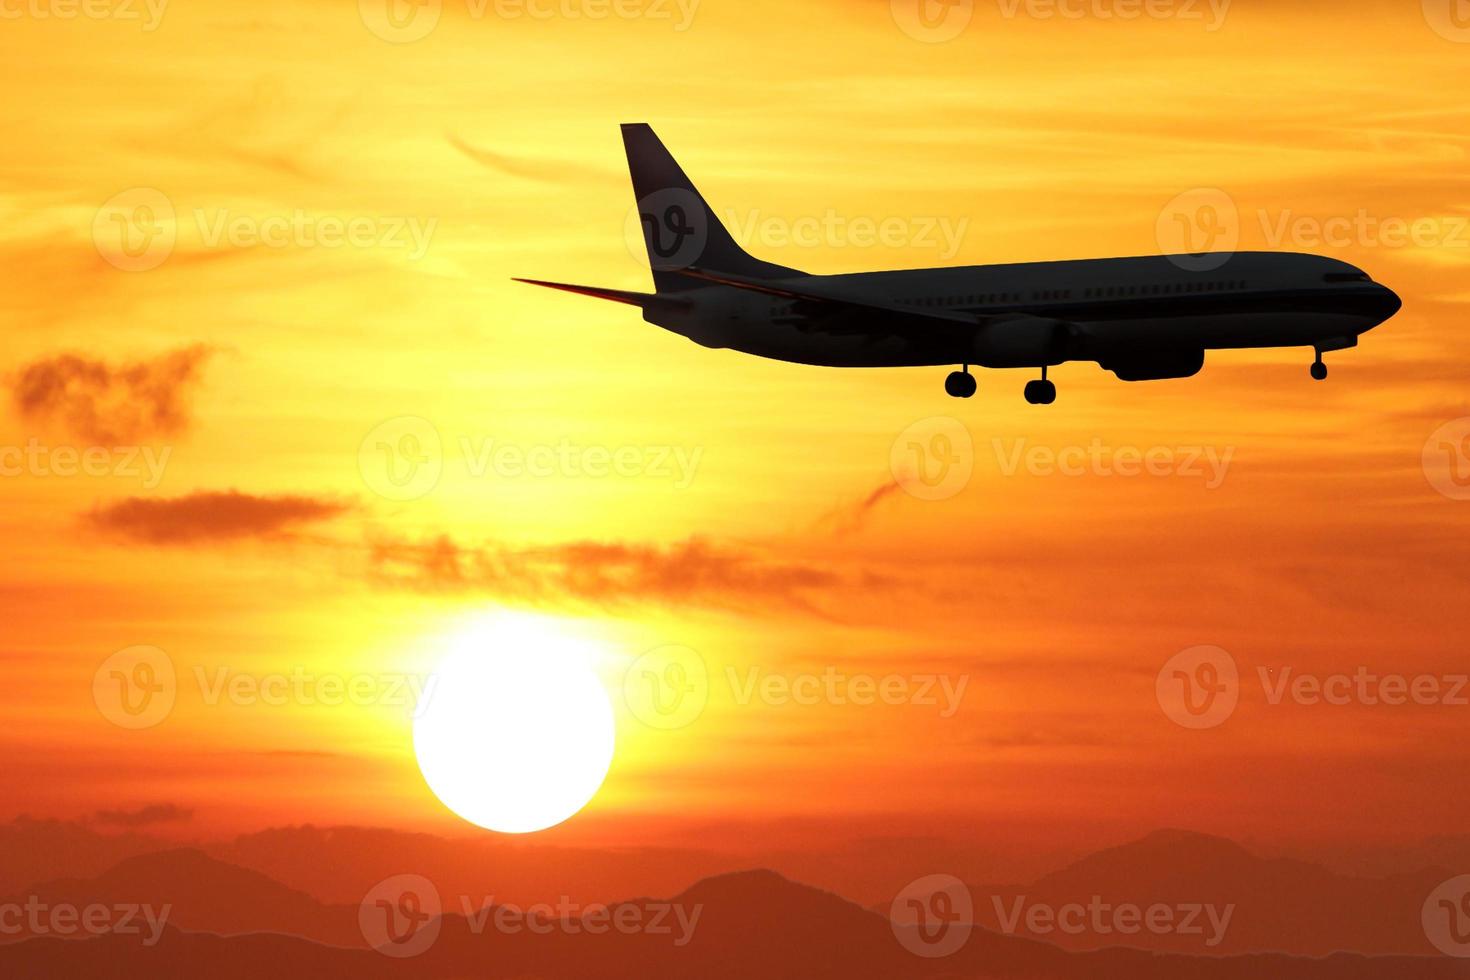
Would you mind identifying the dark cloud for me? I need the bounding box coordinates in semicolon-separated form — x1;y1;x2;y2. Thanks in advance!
11;345;214;443
86;490;352;544
91;803;194;829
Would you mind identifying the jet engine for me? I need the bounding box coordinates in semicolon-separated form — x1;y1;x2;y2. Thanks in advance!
1101;349;1206;381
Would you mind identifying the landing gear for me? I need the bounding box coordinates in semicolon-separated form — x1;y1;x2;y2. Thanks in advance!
1310;351;1329;381
1024;380;1057;405
945;367;977;399
1023;365;1057;405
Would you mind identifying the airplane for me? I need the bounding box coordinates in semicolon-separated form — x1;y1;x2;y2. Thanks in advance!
517;124;1401;404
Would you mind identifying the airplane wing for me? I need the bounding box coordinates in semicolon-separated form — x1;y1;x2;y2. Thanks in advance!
676;268;1080;357
673;268;979;327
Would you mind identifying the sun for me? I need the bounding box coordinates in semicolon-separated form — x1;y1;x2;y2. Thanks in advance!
412;613;616;834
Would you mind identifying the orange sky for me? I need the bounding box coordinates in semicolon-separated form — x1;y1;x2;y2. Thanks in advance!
3;0;1470;872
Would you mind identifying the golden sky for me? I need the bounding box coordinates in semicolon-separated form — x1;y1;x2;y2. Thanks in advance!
3;0;1470;872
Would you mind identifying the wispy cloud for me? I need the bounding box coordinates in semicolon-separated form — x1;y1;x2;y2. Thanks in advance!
812;478;904;535
363;532;867;613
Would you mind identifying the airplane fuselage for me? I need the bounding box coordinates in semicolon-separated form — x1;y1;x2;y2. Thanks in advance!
648;251;1401;377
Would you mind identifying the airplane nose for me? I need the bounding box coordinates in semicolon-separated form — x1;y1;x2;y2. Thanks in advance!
1381;284;1402;318
1364;283;1401;325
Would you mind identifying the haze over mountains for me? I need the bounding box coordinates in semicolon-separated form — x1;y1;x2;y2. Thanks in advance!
2;816;1468;976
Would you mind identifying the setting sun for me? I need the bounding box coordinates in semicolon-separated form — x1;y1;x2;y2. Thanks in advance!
412;614;616;834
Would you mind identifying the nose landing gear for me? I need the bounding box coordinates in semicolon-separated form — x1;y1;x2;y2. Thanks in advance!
1311;350;1329;381
945;366;977;399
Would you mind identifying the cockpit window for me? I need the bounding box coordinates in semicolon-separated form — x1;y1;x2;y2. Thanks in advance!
1324;272;1370;283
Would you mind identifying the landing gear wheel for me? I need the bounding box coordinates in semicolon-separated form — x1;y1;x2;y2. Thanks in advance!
1310;360;1328;381
944;370;977;399
1024;379;1057;405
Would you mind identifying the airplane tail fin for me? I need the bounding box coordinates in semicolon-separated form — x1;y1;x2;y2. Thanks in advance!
622;123;801;293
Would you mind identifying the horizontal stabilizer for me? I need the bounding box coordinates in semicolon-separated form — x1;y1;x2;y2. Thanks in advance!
513;278;673;307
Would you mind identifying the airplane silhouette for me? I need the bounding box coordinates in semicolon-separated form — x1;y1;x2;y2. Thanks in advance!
518;124;1401;404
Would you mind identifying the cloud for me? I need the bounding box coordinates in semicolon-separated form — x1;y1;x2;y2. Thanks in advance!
75;485;895;613
90;803;194;829
86;490;352;544
364;532;868;613
10;345;214;443
445;132;612;183
812;478;904;535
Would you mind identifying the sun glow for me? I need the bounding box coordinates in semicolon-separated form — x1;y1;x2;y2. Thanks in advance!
412;613;616;834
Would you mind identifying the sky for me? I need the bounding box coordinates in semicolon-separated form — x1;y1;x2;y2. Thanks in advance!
2;0;1470;884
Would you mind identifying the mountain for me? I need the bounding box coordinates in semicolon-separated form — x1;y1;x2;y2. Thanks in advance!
6;821;1466;961
208;823;732;906
0;848;360;946
963;829;1454;956
0;817;167;896
1;867;1463;980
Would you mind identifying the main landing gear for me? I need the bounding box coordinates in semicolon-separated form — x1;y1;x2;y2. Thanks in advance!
1310;350;1329;381
1024;365;1057;406
945;366;977;399
944;365;1057;404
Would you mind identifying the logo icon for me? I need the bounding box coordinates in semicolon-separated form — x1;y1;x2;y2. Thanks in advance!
624;189;709;272
359;874;442;957
93;646;177;730
891;874;973;958
624;645;709;729
891;417;974;502
1157;645;1239;729
93;188;177;272
891;0;974;42
359;416;443;501
1157;188;1239;272
1423;417;1470;500
1424;0;1470;42
359;0;442;42
1424;875;1470;956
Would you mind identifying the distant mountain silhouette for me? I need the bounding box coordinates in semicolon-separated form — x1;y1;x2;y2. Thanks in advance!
0;848;360;946
2;866;1462;980
0;817;165;896
5;819;1465;962
961;829;1453;956
1314;834;1470;879
209;823;731;906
